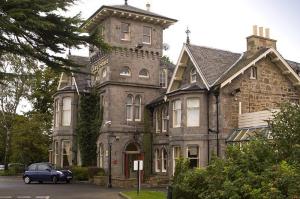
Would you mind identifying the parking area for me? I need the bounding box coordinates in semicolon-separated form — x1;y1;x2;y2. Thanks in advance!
0;176;121;199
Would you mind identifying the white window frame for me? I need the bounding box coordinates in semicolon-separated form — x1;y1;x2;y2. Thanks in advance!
126;95;133;121
155;149;161;172
162;106;168;133
55;99;59;127
139;69;149;78
172;146;181;175
250;66;257;79
62;97;71;126
121;22;130;41
173;100;181;128
187;98;200;127
161;148;167;173
54;141;59;165
120;66;131;76
190;68;197;83
134;95;142;121
143;26;152;44
98;143;104;168
187;146;199;168
155;110;160;133
159;69;168;88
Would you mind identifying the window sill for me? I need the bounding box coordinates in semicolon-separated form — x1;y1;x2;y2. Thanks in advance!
120;74;131;77
121;39;130;41
139;76;149;79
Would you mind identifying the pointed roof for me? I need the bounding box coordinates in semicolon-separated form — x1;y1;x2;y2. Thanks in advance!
82;4;177;31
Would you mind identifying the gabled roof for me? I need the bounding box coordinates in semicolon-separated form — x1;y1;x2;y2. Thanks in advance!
82;4;177;31
167;43;300;93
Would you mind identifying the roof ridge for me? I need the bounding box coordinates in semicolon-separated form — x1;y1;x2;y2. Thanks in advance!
187;43;241;55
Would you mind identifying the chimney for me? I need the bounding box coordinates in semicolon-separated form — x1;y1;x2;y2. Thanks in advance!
246;25;277;56
146;2;150;11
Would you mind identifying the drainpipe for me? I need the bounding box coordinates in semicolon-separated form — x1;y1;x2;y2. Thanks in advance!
207;91;210;164
214;90;220;157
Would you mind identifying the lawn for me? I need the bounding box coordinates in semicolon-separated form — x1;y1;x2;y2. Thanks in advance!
122;191;166;199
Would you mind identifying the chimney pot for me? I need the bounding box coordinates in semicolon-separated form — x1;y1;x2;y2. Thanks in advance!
253;25;258;36
146;2;150;11
265;28;270;38
259;27;264;37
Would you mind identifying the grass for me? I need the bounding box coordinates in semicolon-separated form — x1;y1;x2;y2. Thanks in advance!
122;191;166;199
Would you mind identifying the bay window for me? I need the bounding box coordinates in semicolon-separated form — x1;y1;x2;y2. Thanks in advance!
187;98;200;127
173;100;181;127
62;140;72;167
188;146;199;168
62;97;71;126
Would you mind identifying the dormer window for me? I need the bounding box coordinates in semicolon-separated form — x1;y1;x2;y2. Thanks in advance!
250;66;257;79
120;66;131;76
121;23;130;41
143;26;151;44
139;69;149;78
190;68;197;83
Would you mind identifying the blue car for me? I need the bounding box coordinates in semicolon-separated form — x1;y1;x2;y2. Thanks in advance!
23;163;72;184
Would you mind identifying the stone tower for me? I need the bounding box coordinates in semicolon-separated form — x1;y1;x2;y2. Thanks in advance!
81;2;176;179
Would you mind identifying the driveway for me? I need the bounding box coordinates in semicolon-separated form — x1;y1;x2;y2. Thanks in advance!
0;176;121;199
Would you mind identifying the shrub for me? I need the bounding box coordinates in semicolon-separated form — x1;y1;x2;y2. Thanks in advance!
71;166;89;181
87;167;106;178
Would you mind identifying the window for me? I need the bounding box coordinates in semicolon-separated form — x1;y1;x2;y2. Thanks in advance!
159;69;167;88
121;22;130;40
54;141;59;165
98;144;104;168
134;95;141;121
62;97;71;126
173;100;181;127
187;98;200;127
143;26;151;44
28;164;36;171
190;68;197;83
139;69;149;78
155;110;161;133
162;148;167;172
126;95;133;121
120;66;131;76
155;149;161;172
102;68;107;78
162;106;168;132
250;66;257;79
55;100;59;127
61;140;72;167
37;164;50;171
188;146;199;168
173;146;181;175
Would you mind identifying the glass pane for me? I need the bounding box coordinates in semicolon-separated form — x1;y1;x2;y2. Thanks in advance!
143;26;151;35
187;99;199;107
121;23;129;32
62;141;71;167
143;35;150;43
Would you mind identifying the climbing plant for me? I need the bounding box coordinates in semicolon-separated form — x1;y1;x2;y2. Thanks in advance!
76;89;103;166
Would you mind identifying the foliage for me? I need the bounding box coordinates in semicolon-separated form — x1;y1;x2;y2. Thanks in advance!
123;191;166;199
71;166;89;181
76;90;102;166
0;0;109;70
9;114;50;166
161;55;173;65
87;167;106;178
172;103;300;199
142;108;152;178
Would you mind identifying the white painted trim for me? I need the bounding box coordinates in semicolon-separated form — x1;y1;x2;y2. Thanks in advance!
221;48;300;88
57;73;64;90
71;73;80;95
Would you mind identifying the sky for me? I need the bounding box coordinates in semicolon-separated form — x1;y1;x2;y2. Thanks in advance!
69;0;300;63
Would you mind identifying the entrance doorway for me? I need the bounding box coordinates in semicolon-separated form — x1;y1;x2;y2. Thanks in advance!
124;142;144;179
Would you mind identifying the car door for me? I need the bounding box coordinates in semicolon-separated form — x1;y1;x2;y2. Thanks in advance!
37;164;52;181
27;164;38;181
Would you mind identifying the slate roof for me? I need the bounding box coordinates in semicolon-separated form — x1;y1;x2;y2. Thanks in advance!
186;44;242;86
287;60;300;73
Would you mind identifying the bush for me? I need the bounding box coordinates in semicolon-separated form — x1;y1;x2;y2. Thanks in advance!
71;166;89;181
0;168;18;176
87;167;106;178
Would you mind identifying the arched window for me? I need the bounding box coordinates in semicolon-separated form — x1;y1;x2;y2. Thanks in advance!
62;97;71;126
126;95;133;121
162;106;168;132
102;68;107;78
120;66;131;76
190;68;197;83
159;69;167;88
97;144;104;168
155;149;161;172
134;95;141;121
139;69;149;78
162;148;167;172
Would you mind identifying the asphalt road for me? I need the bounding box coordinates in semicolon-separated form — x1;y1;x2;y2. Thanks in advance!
0;176;122;199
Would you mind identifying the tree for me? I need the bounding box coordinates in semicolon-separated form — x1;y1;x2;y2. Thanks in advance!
0;0;109;70
0;54;35;169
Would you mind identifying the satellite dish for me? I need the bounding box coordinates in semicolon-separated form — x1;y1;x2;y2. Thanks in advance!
163;43;170;51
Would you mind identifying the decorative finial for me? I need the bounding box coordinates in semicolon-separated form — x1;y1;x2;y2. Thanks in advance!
125;0;128;5
185;27;191;44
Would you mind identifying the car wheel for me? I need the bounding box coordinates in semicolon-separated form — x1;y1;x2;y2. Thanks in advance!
38;181;43;184
52;176;58;184
24;176;31;184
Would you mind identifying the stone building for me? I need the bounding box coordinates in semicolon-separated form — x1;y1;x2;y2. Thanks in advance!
50;2;300;182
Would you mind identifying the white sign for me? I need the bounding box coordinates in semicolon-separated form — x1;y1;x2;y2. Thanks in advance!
133;160;143;171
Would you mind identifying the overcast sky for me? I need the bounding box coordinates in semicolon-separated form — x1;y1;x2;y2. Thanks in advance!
69;0;300;63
